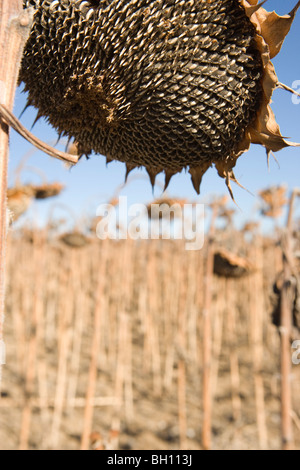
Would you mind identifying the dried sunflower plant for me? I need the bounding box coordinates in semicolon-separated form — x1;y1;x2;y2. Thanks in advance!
0;0;33;382
0;1;300;383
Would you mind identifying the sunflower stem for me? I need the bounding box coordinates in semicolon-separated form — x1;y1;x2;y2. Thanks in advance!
0;0;33;385
201;203;217;450
280;189;300;450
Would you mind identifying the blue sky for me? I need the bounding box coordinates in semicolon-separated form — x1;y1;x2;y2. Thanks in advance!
8;0;300;230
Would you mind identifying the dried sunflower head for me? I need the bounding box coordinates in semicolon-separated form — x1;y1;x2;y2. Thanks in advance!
7;182;64;222
7;185;35;222
259;184;288;218
20;0;300;194
59;231;90;248
213;248;254;278
30;182;65;199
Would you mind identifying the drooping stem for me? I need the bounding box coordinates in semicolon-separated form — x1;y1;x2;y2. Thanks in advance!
0;0;33;384
0;103;79;164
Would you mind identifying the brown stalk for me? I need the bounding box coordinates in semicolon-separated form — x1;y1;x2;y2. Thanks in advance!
250;240;268;450
114;312;127;428
19;231;45;449
0;0;33;385
50;250;75;449
145;241;162;396
211;277;225;400
31;230;50;447
280;238;294;450
280;189;300;450
195;244;204;367
103;241;114;369
202;203;217;450
80;243;108;450
226;279;241;422
7;233;24;373
163;242;177;392
123;313;134;423
186;251;198;365
124;241;134;422
177;255;188;450
177;358;187;449
67;249;86;403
